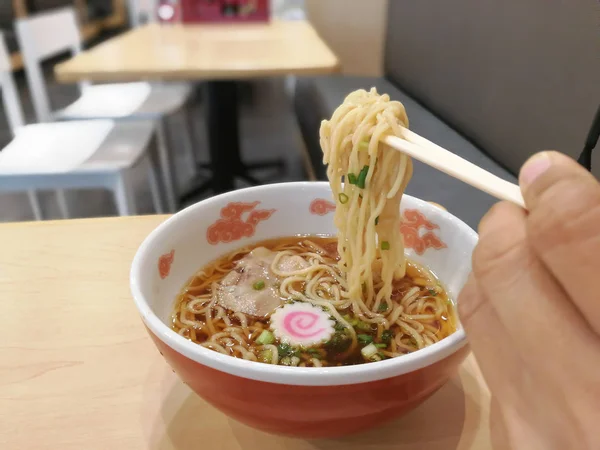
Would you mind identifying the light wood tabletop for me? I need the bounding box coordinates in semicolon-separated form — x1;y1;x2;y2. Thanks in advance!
0;216;495;449
55;20;340;83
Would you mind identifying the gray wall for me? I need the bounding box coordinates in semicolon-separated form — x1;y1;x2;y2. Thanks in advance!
385;0;600;177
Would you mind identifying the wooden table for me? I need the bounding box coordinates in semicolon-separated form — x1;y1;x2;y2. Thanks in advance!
0;216;495;449
55;21;339;83
55;21;340;199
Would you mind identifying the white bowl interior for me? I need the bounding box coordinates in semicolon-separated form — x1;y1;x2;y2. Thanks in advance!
131;182;478;385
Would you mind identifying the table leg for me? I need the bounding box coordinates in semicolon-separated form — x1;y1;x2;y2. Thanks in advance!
178;81;286;205
205;80;239;192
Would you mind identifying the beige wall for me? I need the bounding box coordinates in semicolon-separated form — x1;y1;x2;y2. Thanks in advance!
306;0;388;77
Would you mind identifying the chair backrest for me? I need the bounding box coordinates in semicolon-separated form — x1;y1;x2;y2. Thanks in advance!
272;0;306;20
0;33;26;134
384;0;600;178
16;7;83;123
127;0;158;26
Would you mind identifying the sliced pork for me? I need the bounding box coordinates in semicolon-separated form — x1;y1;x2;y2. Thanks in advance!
214;247;282;317
275;254;310;273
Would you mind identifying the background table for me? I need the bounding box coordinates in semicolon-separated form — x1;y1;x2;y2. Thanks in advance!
55;21;340;199
0;216;497;449
55;21;339;82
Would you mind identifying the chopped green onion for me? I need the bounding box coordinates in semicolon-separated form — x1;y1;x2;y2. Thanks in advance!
253;280;265;290
356;320;372;332
381;330;393;344
277;343;299;358
347;173;358;185
342;314;359;327
375;343;388;349
334;321;346;331
325;331;352;353
338;193;349;204
428;288;437;296
381;241;390;251
307;348;322;358
290;356;301;366
361;343;378;360
357;334;374;345
375;216;379;225
356;165;369;189
257;330;275;345
378;302;388;312
280;356;292;366
359;141;369;150
259;349;273;363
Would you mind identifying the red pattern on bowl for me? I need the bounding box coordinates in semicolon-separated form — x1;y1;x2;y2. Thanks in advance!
401;209;447;255
309;198;336;216
158;250;175;279
306;202;447;255
148;327;469;438
206;201;276;245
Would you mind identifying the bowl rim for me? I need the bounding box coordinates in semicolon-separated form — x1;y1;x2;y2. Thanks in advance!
130;181;476;386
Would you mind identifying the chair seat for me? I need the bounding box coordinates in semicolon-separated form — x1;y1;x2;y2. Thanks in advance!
0;120;155;179
295;76;517;228
54;82;194;121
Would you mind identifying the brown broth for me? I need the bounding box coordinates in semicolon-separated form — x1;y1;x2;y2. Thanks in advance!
171;236;456;367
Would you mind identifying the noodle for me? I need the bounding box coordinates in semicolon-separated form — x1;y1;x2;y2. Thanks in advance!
170;88;457;367
320;88;413;312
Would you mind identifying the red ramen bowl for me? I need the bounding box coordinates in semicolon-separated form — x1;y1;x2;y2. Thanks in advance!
130;182;476;438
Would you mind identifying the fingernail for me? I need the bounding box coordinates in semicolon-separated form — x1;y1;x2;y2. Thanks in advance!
520;152;551;188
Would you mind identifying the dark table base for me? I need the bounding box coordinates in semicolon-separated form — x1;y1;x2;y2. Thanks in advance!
179;80;285;205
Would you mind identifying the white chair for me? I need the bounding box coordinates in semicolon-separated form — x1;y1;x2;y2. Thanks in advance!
272;0;306;20
127;0;158;27
270;0;306;97
0;33;163;220
15;7;197;212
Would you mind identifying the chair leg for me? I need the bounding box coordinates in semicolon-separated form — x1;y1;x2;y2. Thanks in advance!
144;155;164;214
27;190;43;221
182;104;200;166
186;91;205;146
113;172;137;216
155;119;177;213
56;190;70;219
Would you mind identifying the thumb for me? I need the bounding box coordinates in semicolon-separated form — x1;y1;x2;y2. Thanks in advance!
519;151;600;334
519;151;597;203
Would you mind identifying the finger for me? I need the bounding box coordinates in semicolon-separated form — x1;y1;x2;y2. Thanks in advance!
473;201;597;375
458;273;522;401
520;151;600;334
458;273;490;327
465;269;597;450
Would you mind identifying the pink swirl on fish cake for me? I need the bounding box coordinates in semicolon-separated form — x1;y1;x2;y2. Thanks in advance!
270;303;335;347
283;311;326;339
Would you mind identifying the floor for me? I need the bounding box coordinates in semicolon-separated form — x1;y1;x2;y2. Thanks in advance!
0;69;309;223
